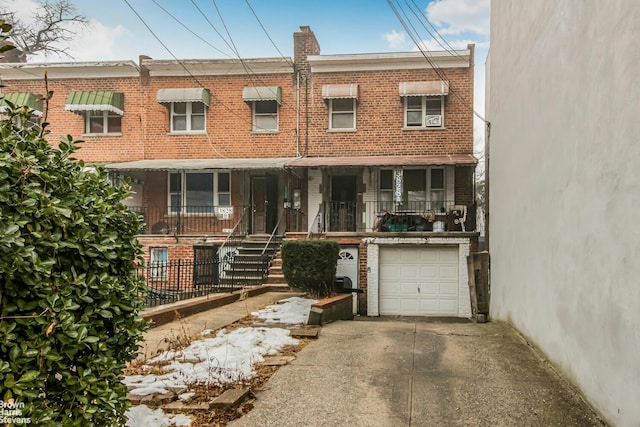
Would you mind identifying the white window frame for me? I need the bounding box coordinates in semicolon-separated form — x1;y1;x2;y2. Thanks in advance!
403;95;444;129
329;98;356;130
168;170;231;214
252;100;279;132
84;110;122;134
170;101;206;133
149;247;168;279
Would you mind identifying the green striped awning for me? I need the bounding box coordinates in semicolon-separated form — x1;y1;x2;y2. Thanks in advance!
0;92;43;116
156;88;210;106
65;91;124;115
242;86;282;104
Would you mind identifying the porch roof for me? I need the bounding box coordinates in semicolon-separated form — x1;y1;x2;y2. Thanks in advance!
105;158;298;171
284;154;478;168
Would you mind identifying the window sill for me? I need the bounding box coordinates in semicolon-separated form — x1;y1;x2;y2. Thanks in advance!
82;132;123;137
327;128;357;133
402;126;446;131
251;130;279;135
167;131;207;135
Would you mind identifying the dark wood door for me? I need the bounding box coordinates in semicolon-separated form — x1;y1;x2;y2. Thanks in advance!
330;175;357;232
252;175;278;234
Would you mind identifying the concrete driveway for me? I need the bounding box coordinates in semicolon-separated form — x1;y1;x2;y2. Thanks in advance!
230;318;604;427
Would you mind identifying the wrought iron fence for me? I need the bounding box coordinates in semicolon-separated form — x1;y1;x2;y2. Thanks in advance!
137;257;234;308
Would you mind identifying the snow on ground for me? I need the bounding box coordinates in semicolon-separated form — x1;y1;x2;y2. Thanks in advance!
251;296;318;324
125;405;191;426
124;296;316;427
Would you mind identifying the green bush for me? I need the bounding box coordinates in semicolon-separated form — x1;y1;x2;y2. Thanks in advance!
281;239;340;297
0;99;148;425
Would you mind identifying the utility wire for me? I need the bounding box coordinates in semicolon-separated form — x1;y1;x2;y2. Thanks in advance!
244;0;293;67
405;0;468;62
387;0;487;123
151;0;233;58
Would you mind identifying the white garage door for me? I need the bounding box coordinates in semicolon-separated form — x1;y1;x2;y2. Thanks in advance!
379;246;459;316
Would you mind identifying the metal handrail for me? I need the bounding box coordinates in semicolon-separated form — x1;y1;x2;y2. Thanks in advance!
219;206;248;260
261;211;284;256
307;206;324;238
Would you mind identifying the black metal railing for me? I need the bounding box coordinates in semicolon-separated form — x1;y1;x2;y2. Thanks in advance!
137;258;234;308
128;205;248;235
314;200;475;233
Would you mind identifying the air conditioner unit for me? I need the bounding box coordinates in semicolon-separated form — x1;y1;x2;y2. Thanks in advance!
426;115;442;127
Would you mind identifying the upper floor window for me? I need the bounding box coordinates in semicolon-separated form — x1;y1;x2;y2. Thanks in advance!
322;84;358;131
169;171;231;214
404;96;444;128
65;91;124;135
0;92;43;130
156;88;210;134
253;100;278;132
85;110;121;134
242;86;282;133
399;81;449;129
170;102;205;132
329;98;356;130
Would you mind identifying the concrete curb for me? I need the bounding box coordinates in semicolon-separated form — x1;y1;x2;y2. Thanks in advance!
141;285;291;328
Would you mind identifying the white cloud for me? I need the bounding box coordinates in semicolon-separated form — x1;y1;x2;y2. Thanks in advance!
2;0;130;62
426;0;490;36
383;29;407;49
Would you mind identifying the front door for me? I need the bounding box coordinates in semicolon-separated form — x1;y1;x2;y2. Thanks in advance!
252;175;278;234
330;175;357;232
336;247;359;314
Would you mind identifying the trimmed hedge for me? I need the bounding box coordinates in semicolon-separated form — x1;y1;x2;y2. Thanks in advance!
281;239;340;297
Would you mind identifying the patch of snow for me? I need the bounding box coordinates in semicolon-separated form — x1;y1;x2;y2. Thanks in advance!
125;405;172;427
178;392;195;401
251;296;318;324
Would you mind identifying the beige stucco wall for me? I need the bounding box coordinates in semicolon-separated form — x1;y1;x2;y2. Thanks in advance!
487;2;640;426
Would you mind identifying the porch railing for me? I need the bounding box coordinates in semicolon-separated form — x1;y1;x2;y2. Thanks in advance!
218;206;249;272
315;200;476;233
128;205;248;235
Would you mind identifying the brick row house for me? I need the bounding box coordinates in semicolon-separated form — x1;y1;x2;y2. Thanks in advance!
0;26;478;317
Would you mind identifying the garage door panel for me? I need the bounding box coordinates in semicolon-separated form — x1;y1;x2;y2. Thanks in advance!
380;246;459;316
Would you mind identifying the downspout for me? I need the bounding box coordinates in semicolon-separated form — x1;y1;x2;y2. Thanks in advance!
305;76;309;156
296;71;300;157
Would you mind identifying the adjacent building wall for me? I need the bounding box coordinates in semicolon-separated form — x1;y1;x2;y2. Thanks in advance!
488;3;640;426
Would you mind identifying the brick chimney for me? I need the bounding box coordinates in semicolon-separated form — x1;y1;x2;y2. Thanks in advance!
293;26;320;77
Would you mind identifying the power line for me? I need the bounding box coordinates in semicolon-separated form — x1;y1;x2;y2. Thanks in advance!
151;0;232;58
244;0;293;67
387;0;487;123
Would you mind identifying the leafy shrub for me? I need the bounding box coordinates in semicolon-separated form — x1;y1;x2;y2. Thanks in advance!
0;99;148;425
281;239;340;297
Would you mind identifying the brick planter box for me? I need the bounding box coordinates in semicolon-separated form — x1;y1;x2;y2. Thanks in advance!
307;294;353;325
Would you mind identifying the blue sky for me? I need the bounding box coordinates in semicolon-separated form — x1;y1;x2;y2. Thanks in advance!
3;0;489;146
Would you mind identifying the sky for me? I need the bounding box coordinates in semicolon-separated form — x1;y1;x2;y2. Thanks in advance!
2;0;489;152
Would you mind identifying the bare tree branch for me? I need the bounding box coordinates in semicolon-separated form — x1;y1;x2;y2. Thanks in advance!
2;0;88;60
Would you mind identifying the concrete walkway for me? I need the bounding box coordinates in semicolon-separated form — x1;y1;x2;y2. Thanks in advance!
230;318;605;427
137;291;303;360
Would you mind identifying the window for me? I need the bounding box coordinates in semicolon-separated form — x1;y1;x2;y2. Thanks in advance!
378;169;394;211
404;96;444;128
150;247;168;279
169;171;231;213
329;98;356;130
252;100;278;132
379;168;447;212
85;111;121;134
170;102;205;132
429;168;445;211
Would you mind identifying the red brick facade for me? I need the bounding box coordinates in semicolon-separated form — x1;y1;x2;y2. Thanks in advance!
0;26;477;264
